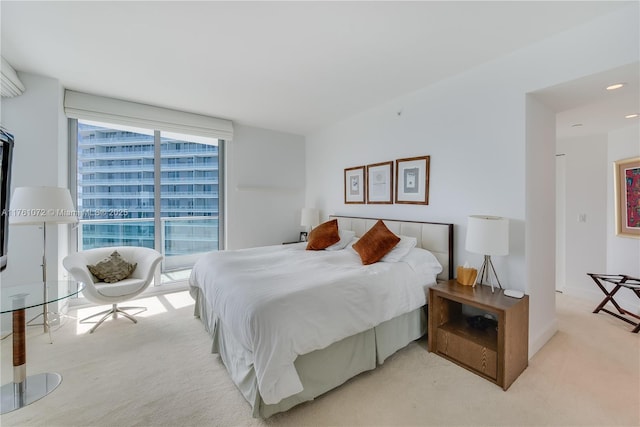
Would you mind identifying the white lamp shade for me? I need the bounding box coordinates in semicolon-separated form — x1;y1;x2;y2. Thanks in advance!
465;215;509;256
9;186;78;225
300;208;319;228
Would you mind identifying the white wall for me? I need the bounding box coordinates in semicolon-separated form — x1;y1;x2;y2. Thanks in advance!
555;154;566;291
525;95;558;354
0;72;68;288
306;70;528;288
556;134;608;299
305;5;639;357
554;124;639;313
0;72;69;328
607;124;640;310
225;124;306;250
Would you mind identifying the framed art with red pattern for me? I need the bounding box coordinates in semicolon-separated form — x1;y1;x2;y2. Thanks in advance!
615;156;640;238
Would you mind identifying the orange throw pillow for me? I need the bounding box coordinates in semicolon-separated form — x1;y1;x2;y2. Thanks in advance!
306;219;340;250
352;220;401;265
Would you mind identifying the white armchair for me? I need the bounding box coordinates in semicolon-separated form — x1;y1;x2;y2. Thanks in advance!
63;246;163;333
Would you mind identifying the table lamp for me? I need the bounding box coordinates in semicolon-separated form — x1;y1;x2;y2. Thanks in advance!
9;186;78;335
301;208;319;233
465;215;509;293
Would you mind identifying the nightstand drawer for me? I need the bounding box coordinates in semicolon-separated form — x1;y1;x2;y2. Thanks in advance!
436;328;498;380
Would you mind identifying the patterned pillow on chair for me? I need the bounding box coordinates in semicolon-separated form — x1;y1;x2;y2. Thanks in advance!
87;251;137;283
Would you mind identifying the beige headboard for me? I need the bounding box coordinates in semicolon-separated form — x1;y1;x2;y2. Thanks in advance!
330;215;454;281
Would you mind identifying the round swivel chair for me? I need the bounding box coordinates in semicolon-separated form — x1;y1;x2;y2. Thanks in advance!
63;246;163;333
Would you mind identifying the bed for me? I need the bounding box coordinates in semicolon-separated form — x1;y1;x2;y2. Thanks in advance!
189;215;454;418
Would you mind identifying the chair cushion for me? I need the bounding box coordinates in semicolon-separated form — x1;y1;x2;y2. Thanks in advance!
87;251;137;283
94;278;147;297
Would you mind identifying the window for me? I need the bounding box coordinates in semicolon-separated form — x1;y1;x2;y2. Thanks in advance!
71;119;224;284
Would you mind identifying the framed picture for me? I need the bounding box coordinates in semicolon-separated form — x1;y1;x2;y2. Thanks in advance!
299;231;308;242
344;166;366;204
614;156;640;238
366;161;393;204
395;156;430;205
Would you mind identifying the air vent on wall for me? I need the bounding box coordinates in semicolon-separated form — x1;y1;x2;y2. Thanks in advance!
1;56;25;98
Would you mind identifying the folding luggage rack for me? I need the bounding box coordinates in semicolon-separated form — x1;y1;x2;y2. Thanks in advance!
587;273;640;333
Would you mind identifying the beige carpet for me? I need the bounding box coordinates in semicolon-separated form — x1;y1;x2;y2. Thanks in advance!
1;291;638;427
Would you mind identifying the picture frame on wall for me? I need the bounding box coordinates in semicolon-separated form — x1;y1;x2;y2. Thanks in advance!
366;161;393;204
614;156;640;238
395;155;430;205
344;165;366;204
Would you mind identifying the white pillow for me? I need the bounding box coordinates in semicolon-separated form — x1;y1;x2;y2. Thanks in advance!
380;235;417;262
326;229;356;251
401;247;443;277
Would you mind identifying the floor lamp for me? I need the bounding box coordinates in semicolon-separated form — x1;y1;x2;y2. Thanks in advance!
465;215;509;293
9;187;78;336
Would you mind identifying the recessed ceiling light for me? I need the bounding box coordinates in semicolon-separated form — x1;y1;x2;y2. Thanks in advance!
625;113;639;119
571;123;583;127
606;83;625;90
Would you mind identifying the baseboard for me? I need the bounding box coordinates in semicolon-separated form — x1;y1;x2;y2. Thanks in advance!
529;316;558;359
563;284;639;314
562;285;603;303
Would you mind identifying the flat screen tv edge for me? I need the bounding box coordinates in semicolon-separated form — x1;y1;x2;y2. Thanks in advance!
1;128;14;272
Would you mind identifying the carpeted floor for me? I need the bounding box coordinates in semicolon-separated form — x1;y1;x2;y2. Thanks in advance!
1;291;638;426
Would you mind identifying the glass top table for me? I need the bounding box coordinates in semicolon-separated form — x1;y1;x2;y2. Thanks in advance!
1;282;83;314
1;281;84;414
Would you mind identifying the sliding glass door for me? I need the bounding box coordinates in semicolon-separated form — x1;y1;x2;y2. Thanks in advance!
159;131;219;271
72;119;222;284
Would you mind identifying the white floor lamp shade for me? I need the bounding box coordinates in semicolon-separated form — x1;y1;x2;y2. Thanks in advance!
9;187;77;225
465;215;509;292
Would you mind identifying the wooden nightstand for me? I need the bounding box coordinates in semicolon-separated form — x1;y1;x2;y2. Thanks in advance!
428;280;529;390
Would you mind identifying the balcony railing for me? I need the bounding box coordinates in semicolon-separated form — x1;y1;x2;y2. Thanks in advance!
78;192;219;199
78;216;219;277
78;178;218;186
80;137;218;152
78;163;218;173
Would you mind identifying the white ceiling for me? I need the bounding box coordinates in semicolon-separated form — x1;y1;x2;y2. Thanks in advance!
534;63;640;140
0;1;635;136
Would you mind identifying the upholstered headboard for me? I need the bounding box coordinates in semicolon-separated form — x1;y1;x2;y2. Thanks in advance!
330;215;454;281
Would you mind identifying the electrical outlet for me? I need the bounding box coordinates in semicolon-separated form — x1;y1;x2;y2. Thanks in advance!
578;214;587;222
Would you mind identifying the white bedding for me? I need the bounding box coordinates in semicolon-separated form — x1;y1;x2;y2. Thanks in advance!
189;242;441;405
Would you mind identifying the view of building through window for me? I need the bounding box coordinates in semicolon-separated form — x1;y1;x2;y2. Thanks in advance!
76;120;220;279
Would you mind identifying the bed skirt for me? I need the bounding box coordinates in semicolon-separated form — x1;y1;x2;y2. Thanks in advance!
192;289;426;418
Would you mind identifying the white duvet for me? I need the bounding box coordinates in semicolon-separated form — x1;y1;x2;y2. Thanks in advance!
189;242;441;405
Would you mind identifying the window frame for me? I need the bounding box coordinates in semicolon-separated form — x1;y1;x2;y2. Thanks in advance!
68;118;225;283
